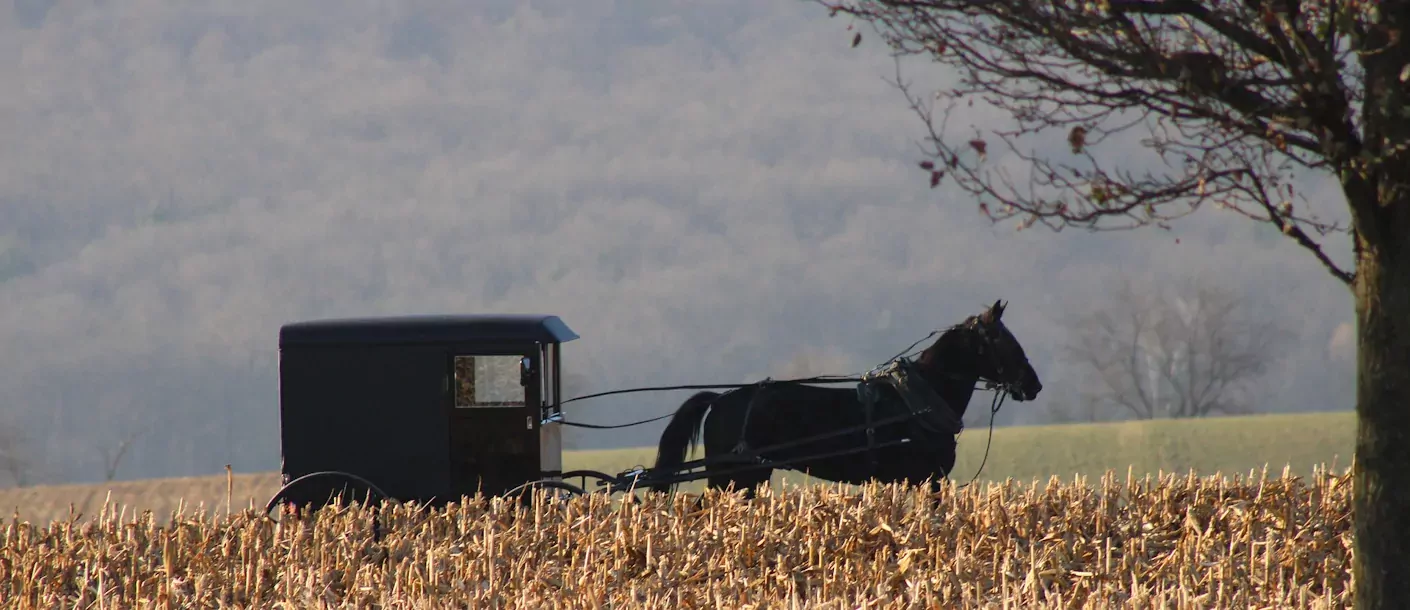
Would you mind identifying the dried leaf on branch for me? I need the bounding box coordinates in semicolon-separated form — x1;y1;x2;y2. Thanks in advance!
819;0;1370;286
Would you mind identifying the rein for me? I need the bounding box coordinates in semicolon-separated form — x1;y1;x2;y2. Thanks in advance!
958;385;1007;489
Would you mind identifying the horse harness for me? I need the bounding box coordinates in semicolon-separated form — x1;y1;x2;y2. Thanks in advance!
858;358;964;436
856;317;1014;444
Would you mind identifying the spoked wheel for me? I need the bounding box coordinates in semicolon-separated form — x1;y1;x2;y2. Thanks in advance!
503;479;587;505
263;471;390;523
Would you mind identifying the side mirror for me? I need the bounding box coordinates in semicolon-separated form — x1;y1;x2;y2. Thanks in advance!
520;356;534;387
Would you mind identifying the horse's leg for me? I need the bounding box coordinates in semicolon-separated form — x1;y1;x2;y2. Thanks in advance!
705;426;772;499
920;450;953;510
696;392;750;502
702;388;774;500
725;463;772;500
708;468;770;498
884;446;949;510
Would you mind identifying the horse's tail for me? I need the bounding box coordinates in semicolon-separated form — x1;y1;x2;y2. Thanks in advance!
648;390;720;494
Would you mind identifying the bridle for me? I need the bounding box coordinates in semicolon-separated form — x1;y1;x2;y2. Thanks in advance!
964;317;1026;395
931;316;1029;399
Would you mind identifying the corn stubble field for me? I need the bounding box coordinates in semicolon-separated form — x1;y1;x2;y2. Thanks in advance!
1;467;1351;609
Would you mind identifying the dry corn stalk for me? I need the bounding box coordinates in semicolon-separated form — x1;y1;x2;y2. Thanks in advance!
0;467;1352;609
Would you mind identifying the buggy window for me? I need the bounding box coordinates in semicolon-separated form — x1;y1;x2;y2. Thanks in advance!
453;355;526;408
541;344;556;410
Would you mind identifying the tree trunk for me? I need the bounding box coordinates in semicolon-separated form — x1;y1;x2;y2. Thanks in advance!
1353;225;1410;609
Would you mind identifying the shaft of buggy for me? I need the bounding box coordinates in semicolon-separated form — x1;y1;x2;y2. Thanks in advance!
607;436;916;493
602;406;940;493
661;406;930;475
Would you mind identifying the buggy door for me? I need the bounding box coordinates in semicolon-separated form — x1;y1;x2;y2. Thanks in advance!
448;349;541;499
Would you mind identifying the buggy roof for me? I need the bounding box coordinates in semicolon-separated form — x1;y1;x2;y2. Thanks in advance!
279;314;579;347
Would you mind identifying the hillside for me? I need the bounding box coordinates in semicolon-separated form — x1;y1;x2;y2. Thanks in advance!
0;410;1353;526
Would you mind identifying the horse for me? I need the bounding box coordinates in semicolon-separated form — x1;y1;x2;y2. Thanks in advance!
646;299;1042;497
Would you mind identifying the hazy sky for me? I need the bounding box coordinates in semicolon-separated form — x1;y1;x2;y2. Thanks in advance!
1;0;1356;483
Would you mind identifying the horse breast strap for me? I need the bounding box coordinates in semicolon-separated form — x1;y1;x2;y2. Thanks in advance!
857;358;964;437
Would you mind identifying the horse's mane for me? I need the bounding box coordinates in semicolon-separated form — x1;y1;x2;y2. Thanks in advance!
911;317;986;374
930;317;980;348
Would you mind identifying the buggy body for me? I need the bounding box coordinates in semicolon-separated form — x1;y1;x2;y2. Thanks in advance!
266;314;578;513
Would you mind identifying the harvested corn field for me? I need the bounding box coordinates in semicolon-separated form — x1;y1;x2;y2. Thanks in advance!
1;468;1351;609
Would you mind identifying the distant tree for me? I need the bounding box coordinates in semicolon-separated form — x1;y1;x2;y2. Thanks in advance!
815;1;1410;605
97;428;146;483
0;417;33;487
93;407;153;483
1067;275;1291;420
1034;388;1112;424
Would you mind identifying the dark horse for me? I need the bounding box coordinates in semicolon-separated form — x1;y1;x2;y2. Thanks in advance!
647;300;1042;496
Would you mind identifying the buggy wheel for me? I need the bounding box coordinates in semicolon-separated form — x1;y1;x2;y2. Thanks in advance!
503;479;587;504
263;471;390;521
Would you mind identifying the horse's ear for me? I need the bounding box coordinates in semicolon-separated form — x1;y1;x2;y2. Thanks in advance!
981;299;1004;324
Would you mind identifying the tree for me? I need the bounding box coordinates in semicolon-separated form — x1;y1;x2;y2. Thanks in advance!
1066;274;1291;420
815;1;1410;606
97;426;147;482
1034;388;1111;424
93;404;153;483
0;417;33;487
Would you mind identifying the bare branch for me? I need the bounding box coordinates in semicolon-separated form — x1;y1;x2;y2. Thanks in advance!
818;0;1377;287
1107;0;1285;63
96;418;153;483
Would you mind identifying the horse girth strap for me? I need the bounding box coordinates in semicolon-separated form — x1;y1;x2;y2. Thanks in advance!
858;360;964;437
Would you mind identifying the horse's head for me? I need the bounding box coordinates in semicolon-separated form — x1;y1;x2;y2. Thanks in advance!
922;299;1043;402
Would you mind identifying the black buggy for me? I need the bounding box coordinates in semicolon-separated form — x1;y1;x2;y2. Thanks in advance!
263;314;587;516
263;303;1035;518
